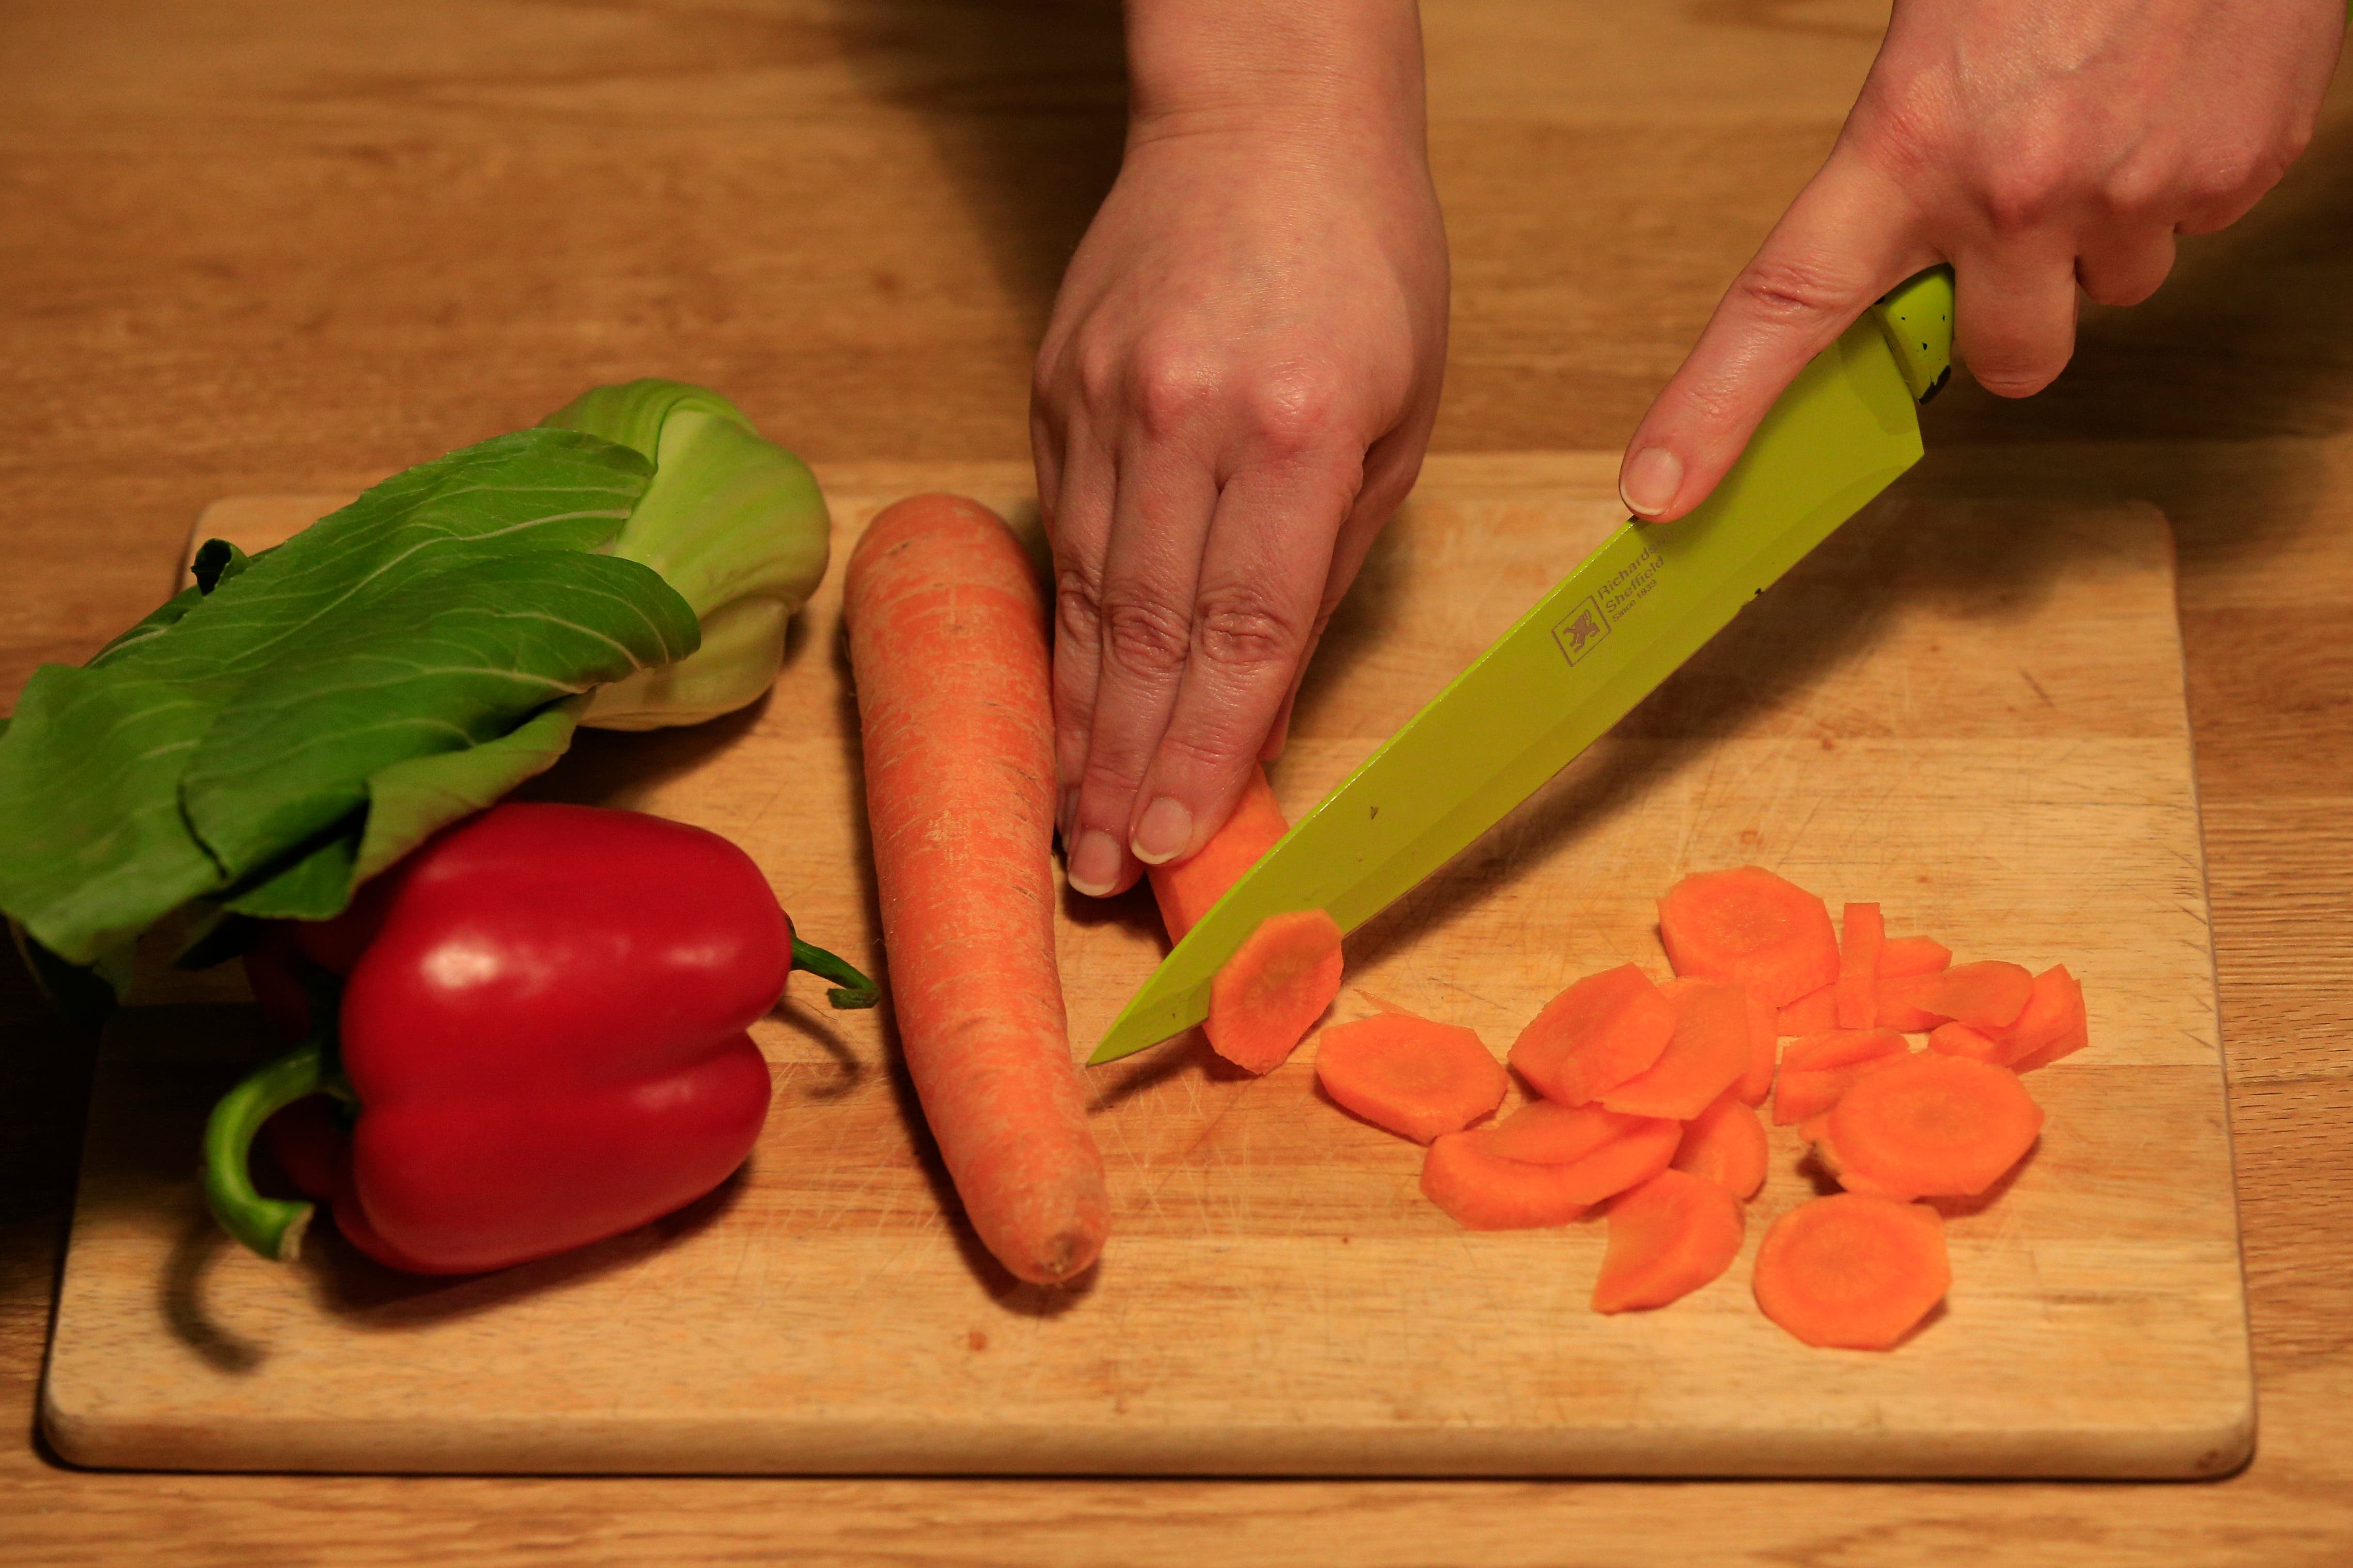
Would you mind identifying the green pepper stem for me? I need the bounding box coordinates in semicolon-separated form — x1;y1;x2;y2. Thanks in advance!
791;936;880;1010
202;1042;328;1262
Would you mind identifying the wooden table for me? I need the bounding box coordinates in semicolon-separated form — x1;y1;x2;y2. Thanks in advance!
2;2;2347;1561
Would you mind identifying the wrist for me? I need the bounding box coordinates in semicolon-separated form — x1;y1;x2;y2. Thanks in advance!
1123;0;1428;150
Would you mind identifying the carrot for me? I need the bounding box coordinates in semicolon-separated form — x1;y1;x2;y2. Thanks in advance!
1879;935;1952;978
1877;959;2035;1033
1657;866;1840;1006
1591;1169;1747;1313
1752;1193;1950;1350
1147;765;1288;943
1314;1011;1508;1143
1817;1053;2044;1199
1599;980;1751;1120
1984;964;2089;1072
1672;1092;1769;1200
1205;908;1342;1073
1421;1116;1680;1229
1771;1029;1909;1125
1486;1100;1673;1165
1924;1021;2005;1063
1734;987;1777;1106
1508;963;1675;1105
844;494;1109;1286
1775;982;1837;1037
1834;902;1884;1030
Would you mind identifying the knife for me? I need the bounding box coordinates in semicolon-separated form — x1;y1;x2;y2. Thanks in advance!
1088;265;1956;1066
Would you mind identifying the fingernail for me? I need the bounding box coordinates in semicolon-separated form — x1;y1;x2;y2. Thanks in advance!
1130;797;1193;865
1620;446;1684;518
1067;830;1122;897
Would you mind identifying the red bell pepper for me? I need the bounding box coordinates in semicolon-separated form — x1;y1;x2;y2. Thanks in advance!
202;802;876;1274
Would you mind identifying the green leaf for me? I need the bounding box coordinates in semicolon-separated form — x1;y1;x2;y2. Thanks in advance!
0;427;669;964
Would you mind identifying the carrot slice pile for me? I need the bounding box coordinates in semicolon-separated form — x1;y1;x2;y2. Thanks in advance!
1207;909;1343;1074
1314;1012;1508;1143
1145;765;1289;944
1658;866;1840;1006
1509;963;1676;1105
1834;902;1884;1030
1753;1193;1950;1350
1816;1053;2044;1199
1600;980;1750;1120
1592;1169;1746;1313
1301;862;2091;1348
1672;1093;1768;1200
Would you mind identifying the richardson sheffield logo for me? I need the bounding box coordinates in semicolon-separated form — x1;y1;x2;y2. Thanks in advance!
1551;596;1609;666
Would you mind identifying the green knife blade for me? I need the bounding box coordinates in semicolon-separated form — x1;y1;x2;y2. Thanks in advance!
1089;267;1956;1066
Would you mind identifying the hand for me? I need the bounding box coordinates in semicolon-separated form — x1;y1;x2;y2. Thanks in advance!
1034;0;1449;899
1617;0;2345;522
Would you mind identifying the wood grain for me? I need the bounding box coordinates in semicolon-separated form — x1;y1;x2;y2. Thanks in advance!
37;467;2249;1478
2;0;2348;1560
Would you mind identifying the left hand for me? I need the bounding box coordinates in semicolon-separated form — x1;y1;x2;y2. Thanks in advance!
1616;0;2346;522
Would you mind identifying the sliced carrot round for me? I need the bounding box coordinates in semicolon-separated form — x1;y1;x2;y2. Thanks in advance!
1672;1093;1769;1200
1598;980;1750;1120
1775;982;1837;1038
1752;1193;1950;1350
1508;963;1675;1105
1657;866;1839;1007
1834;902;1884;1030
1314;1012;1508;1143
1822;1052;2044;1199
1591;1168;1746;1313
1984;964;2089;1071
1878;935;1951;978
1485;1100;1663;1165
1420;1131;1594;1229
1207;908;1343;1074
1733;986;1777;1106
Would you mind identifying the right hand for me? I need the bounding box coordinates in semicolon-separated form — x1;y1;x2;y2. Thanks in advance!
1033;1;1449;900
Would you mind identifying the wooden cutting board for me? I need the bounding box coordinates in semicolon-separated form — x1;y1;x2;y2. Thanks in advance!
38;454;2251;1478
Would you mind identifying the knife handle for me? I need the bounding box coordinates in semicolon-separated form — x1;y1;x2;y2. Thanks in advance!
1870;265;1956;404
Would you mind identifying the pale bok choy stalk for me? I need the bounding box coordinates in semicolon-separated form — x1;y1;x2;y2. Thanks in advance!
540;379;832;731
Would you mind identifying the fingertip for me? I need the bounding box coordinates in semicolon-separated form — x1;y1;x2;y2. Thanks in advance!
1130;796;1194;866
1065;829;1126;899
1619;445;1686;520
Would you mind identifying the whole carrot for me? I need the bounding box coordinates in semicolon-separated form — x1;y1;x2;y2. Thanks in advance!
844;494;1110;1285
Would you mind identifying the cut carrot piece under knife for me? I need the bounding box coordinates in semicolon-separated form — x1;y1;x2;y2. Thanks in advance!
1206;909;1343;1074
1600;980;1751;1120
1672;1093;1769;1200
1818;1053;2044;1199
1879;935;1952;978
1315;1011;1508;1143
1752;1193;1950;1350
1776;983;1838;1037
1146;765;1288;944
1658;866;1840;1007
1509;964;1676;1105
1877;960;2035;1033
1592;1169;1747;1313
1835;902;1884;1030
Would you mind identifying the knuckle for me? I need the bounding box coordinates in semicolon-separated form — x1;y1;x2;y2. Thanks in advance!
1100;591;1191;677
1055;567;1103;644
1126;345;1214;436
1193;589;1304;675
1730;254;1868;326
1240;371;1345;461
